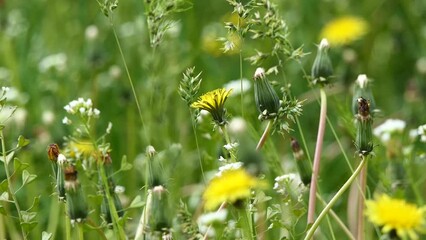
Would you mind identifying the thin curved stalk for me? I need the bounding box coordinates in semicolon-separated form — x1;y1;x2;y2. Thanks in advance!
304;156;368;240
307;88;327;224
357;163;367;240
256;120;273;151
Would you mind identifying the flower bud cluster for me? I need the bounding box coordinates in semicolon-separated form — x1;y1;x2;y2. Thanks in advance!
64;98;100;118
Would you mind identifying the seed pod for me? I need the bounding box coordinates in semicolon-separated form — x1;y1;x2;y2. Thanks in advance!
355;97;373;156
64;165;87;223
291;138;311;185
352;74;376;115
311;39;333;85
150;186;171;233
253;67;280;120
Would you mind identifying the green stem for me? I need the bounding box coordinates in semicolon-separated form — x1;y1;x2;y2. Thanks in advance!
256;120;273;151
190;109;205;183
220;125;237;162
357;162;367;240
304;156;368;240
99;165;126;239
307;88;327;224
0;130;27;240
47;197;60;239
109;15;149;144
64;202;71;240
81;122;125;239
239;207;254;240
316;193;356;240
77;223;84;240
0;215;4;240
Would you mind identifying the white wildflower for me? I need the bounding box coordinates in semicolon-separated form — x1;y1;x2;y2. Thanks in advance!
114;185;125;194
38;53;67;73
85;25;99;41
224;142;239;151
223;78;251;96
228;117;247;135
217;162;243;176
274;173;306;197
93;108;100;117
197;209;228;237
62;117;72;125
57;154;67;165
42;110;55;125
373;119;406;144
106;122;113;134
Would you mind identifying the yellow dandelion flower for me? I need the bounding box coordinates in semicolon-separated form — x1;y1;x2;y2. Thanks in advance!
365;194;426;240
320;16;368;46
202;168;263;211
66;140;97;159
191;88;233;126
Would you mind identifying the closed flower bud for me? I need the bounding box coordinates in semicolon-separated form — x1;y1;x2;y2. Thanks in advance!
253;68;280;120
64;165;88;222
352;74;376;115
311;39;333;85
150;186;171;233
47;143;60;162
291;138;311;185
355;97;373;156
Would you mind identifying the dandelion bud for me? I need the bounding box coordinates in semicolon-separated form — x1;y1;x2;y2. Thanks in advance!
47;143;60;162
64;165;88;223
311;38;333;85
352;74;376;115
99;154;124;223
150;186;171;233
253;67;280;120
146;145;156;158
291;138;311;185
355;97;373;156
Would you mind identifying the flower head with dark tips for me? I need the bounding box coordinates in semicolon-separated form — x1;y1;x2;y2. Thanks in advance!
191;88;232;126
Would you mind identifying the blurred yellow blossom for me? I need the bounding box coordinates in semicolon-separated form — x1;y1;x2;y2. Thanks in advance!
365;194;426;240
320;16;368;46
202;168;264;211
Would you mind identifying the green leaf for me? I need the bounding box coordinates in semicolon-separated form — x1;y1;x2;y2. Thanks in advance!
0;204;6;215
0;192;9;202
128;195;145;209
87;194;103;206
0;151;14;164
22;170;37;186
0;180;8;192
14;158;29;173
21;221;37;232
16;135;30;148
27;196;40;212
42;231;52;240
120;155;132;171
20;210;37;222
0;125;4;131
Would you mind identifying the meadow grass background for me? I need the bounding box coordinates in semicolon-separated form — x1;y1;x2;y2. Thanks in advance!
1;0;426;239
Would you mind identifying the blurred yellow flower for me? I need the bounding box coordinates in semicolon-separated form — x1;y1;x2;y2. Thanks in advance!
191;88;232;126
365;194;426;240
67;140;97;159
320;16;368;46
202;168;263;211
